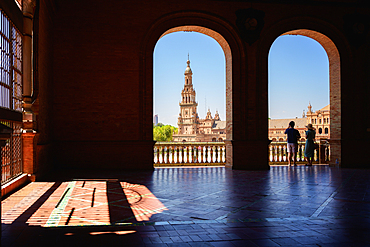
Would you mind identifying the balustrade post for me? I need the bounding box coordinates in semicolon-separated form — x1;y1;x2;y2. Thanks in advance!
164;146;168;164
269;144;274;162
188;146;192;163
174;146;178;163
203;146;207;163
207;146;212;163
278;144;282;162
284;143;287;162
217;146;221;162
159;146;163;163
178;146;183;164
198;146;202;163
169;146;173;164
154;146;158;164
298;144;302;162
184;146;188;163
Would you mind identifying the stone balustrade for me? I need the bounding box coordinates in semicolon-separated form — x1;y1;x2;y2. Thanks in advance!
269;140;330;165
154;142;226;166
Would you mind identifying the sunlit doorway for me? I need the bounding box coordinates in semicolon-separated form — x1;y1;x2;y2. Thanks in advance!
268;33;334;166
153;27;230;168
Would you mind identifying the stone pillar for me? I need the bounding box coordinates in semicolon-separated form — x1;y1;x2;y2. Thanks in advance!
225;140;232;169
22;0;37;179
231;140;270;170
329;139;341;167
22;0;36;117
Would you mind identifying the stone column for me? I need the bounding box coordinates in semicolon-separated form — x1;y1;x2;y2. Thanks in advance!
22;0;37;180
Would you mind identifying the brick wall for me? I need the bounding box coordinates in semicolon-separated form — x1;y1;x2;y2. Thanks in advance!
30;0;370;172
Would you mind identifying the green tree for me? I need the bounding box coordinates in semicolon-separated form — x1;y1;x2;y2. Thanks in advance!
153;123;178;141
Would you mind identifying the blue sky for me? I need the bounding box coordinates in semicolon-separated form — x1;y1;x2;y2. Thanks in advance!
154;32;329;126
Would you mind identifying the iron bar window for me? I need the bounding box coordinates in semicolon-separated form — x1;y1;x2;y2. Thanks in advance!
1;10;22;112
1;120;22;184
1;9;23;184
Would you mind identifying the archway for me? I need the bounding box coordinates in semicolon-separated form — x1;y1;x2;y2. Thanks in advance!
153;26;230;166
140;12;245;169
266;29;341;166
158;26;232;143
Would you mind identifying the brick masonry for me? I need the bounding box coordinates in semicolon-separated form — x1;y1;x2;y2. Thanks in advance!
14;0;369;174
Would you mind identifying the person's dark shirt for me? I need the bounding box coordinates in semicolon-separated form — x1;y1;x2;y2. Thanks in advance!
284;128;301;143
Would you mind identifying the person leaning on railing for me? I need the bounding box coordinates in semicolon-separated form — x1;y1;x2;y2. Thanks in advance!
284;121;301;166
304;123;316;166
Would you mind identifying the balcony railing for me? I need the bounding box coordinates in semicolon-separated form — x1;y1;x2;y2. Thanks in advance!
269;140;330;165
1;120;22;184
154;142;226;167
153;140;330;167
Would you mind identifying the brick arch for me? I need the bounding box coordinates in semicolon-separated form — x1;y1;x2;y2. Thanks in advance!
259;18;350;166
140;12;245;169
159;26;232;140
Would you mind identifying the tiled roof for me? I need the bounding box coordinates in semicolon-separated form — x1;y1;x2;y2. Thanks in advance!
212;120;226;129
320;105;330;112
268;118;307;129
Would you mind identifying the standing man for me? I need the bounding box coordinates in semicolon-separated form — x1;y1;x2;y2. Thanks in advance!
284;121;301;166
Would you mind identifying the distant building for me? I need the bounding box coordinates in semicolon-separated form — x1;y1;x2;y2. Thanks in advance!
153;114;158;125
269;103;330;141
306;104;330;139
172;58;226;142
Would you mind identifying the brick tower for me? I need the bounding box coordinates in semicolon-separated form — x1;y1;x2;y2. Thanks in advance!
175;56;198;141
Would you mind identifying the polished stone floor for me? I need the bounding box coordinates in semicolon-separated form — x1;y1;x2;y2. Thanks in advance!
2;165;370;246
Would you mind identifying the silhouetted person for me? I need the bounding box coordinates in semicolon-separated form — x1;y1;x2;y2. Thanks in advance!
284;121;301;166
304;123;316;166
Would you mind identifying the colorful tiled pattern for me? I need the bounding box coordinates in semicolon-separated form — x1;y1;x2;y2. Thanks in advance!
2;180;167;228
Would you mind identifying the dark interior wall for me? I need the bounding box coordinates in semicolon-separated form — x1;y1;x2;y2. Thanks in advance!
49;0;252;170
34;0;56;176
44;0;369;170
341;31;370;168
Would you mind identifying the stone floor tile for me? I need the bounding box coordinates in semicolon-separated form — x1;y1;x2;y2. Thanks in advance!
2;166;370;246
198;234;212;241
291;236;322;245
270;237;301;246
176;230;190;236
180;235;194;242
160;236;174;243
189;235;203;242
167;243;192;247
209;241;237;247
170;236;184;243
250;239;281;247
208;234;223;241
150;237;164;243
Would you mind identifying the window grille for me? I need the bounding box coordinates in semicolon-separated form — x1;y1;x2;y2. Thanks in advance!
1;10;23;184
1;120;22;184
1;10;23;112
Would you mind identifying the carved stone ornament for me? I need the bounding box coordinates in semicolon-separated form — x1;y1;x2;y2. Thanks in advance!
22;0;37;17
343;13;370;48
236;8;265;45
